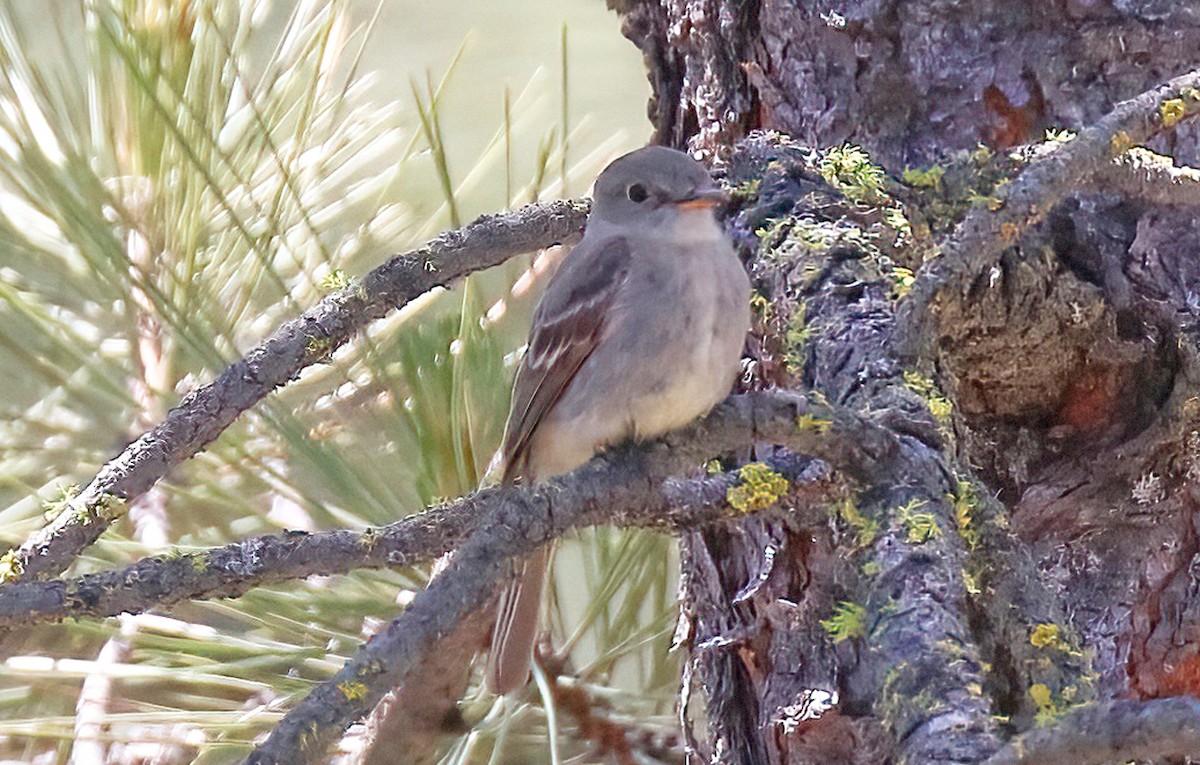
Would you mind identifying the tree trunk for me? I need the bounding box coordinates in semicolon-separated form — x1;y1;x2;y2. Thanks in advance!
611;2;1200;762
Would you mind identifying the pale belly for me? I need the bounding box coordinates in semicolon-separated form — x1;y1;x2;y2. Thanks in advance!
526;268;748;479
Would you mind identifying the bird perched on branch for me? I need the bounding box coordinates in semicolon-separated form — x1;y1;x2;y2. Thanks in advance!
487;145;751;694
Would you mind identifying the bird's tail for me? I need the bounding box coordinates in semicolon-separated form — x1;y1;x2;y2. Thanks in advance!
486;546;547;695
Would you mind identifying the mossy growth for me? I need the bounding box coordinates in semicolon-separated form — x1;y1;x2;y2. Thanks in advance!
835;495;880;548
785;305;814;376
951;479;981;550
819;144;888;204
903;370;953;424
729;177;762;202
902;164;945;190
726;462;789;513
895;498;942;544
899;143;1020;237
821;601;867;643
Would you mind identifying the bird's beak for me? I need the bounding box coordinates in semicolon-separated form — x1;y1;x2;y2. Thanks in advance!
674;185;728;210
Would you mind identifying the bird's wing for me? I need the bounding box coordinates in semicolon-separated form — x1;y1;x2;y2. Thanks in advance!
501;235;633;481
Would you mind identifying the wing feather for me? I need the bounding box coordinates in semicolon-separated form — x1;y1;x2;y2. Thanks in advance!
501;236;632;481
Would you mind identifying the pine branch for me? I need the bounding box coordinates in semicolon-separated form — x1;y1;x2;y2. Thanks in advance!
5;199;590;584
0;391;869;629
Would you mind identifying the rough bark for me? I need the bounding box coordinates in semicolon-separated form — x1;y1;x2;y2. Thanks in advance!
610;2;1200;763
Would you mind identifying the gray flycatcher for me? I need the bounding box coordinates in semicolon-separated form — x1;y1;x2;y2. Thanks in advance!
486;145;751;695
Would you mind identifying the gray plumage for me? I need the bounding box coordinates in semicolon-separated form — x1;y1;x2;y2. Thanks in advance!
487;145;752;694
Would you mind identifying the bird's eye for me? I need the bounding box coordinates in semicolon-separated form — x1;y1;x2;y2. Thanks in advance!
626;183;649;203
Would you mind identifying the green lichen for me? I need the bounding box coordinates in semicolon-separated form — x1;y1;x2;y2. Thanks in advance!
819;144;887;203
902;370;953;423
896;499;941;544
306;335;334;361
726;462;789;513
821;601;867;643
729;177;762;202
882;206;913;243
902;164;945;189
836;496;879;547
890;265;916;298
784;304;813;375
188;552;209;573
0;550;24;584
320;269;350;291
41;483;80;520
951;479;981;550
94;493;128;522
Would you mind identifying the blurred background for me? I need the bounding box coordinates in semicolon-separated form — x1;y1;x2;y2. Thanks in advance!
0;1;679;762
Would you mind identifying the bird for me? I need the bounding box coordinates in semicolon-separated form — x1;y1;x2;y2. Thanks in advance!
486;144;752;695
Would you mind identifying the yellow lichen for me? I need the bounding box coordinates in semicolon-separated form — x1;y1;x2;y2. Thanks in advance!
1110;131;1134;155
1030;623;1064;650
338;679;370;701
1029;683;1053;710
726;462;789;513
795;413;832;434
1160;98;1187;127
902;371;953;422
41;483;80;520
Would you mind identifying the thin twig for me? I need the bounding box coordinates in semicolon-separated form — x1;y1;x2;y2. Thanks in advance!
5;199;590;583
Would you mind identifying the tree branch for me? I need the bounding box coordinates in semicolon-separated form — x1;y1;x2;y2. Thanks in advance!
902;67;1200;351
0;391;869;629
241;390;897;765
983;697;1200;765
1090;147;1200;207
5;200;590;583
